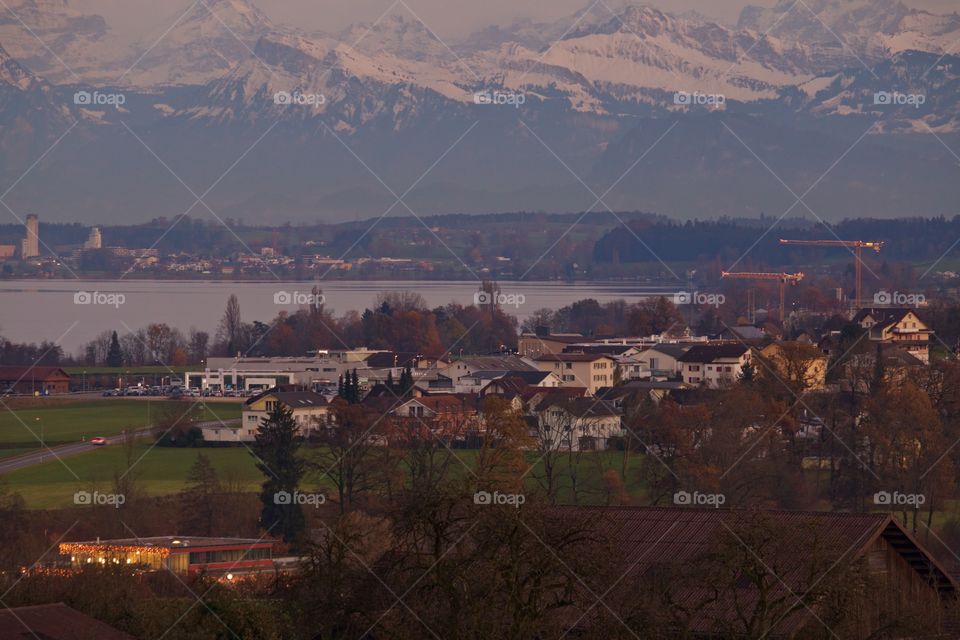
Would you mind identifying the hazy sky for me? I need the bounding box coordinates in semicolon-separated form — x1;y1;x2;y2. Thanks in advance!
83;0;960;40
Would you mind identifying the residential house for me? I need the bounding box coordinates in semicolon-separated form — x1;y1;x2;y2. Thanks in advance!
759;341;829;390
517;330;586;358
677;344;751;387
204;389;328;442
633;344;690;379
443;355;538;381
531;395;623;451
533;353;618;395
391;394;482;442
853;307;933;364
460;369;561;394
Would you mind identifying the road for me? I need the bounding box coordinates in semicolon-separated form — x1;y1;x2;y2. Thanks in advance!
0;419;240;474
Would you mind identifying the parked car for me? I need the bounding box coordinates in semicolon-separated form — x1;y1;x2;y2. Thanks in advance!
90;437;107;446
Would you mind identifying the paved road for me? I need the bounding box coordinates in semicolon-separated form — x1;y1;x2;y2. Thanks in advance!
0;419;240;474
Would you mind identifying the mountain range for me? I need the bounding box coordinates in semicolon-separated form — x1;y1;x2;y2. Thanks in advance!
0;0;958;224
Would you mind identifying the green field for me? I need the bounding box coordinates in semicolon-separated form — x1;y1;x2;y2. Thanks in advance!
2;444;265;508
2;442;645;509
0;400;240;448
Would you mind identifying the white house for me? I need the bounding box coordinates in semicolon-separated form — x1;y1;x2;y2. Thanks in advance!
530;396;623;451
203;389;329;443
677;344;751;388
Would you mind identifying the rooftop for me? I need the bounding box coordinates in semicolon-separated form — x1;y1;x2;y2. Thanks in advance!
61;536;272;551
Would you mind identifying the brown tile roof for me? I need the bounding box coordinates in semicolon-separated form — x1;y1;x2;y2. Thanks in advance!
553;506;957;636
0;603;134;640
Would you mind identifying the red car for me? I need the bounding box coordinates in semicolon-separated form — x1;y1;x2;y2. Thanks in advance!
90;437;107;446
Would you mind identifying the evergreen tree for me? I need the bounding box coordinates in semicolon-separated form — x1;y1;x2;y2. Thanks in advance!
337;374;345;399
350;369;360;403
401;365;414;393
179;453;221;536
252;403;306;544
106;331;123;367
386;370;394;391
739;360;756;384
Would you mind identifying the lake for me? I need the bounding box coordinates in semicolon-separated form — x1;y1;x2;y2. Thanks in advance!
0;279;681;354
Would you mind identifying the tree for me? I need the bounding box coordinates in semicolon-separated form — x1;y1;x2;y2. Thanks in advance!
179;454;222;536
216;294;245;356
252;403;306;544
311;400;385;513
106;331;123;367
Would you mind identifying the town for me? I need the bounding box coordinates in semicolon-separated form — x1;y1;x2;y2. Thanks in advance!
2;262;960;637
3;0;960;635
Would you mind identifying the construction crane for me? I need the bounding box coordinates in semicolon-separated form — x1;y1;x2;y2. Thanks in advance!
721;271;805;322
779;239;883;309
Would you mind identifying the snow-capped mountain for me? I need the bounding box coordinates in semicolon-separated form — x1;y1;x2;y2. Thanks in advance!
738;0;960;61
0;0;959;225
118;0;281;87
0;0;112;84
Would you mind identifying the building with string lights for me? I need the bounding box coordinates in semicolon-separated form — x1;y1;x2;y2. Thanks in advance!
59;536;274;576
